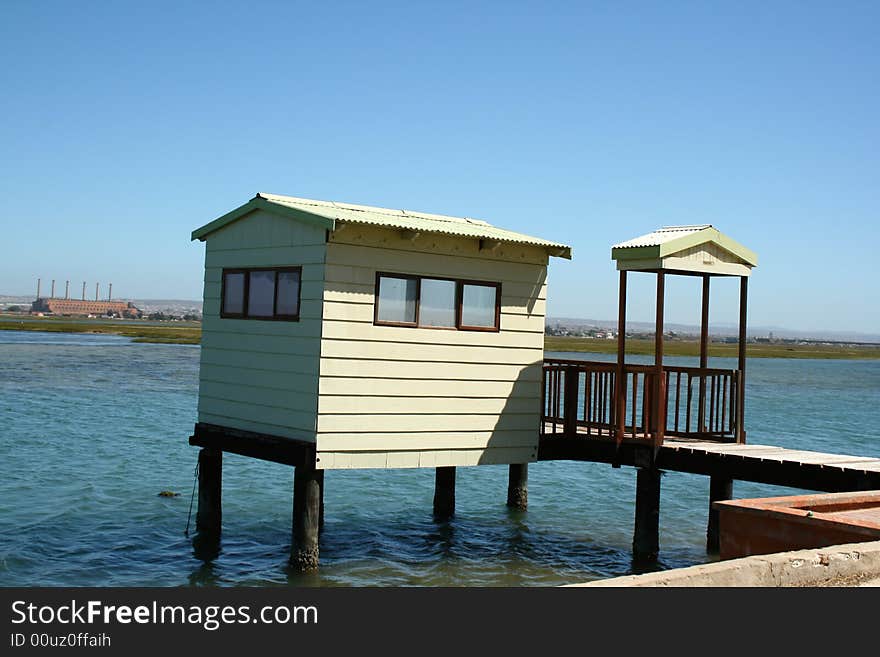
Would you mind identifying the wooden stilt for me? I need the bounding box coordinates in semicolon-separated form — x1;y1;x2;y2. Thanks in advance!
433;466;456;519
196;448;222;535
706;476;733;553
506;463;528;510
633;467;661;560
291;464;321;570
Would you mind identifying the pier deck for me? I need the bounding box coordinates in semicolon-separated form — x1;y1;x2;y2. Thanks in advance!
539;430;880;492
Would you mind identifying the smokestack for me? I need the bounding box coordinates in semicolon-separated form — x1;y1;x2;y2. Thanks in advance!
37;278;41;299
82;281;86;301
108;283;112;301
51;279;55;298
65;280;70;299
95;282;99;301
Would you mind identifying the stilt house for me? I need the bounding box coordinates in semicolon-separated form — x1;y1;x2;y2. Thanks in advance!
190;193;571;471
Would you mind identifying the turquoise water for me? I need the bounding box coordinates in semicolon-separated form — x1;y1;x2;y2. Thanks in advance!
0;331;877;586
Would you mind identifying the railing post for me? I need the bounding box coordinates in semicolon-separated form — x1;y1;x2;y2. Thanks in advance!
653;272;665;448
737;276;748;444
616;270;627;444
563;366;579;437
735;369;745;444
656;372;666;447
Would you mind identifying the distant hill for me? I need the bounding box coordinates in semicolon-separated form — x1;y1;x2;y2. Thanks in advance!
547;316;880;344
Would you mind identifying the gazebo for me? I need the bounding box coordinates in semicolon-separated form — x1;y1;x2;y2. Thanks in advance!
612;225;758;448
542;225;757;449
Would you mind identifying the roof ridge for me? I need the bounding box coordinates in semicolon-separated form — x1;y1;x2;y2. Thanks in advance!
657;224;713;231
259;192;490;227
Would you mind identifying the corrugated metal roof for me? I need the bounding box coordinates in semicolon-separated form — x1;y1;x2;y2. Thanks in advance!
612;225;713;249
611;224;758;271
256;193;571;257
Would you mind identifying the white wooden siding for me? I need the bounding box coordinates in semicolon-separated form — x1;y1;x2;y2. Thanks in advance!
316;225;548;469
317;446;537;470
198;208;325;441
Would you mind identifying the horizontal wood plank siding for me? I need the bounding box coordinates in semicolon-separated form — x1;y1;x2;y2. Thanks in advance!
318;446;538;470
321;340;543;364
318;396;540;415
318;430;539;451
316;225;548;468
318;377;539;398
319;413;539;434
198;412;316;442
319;358;543;381
198;208;325;441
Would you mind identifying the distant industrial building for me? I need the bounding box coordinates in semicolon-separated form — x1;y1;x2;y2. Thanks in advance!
29;278;142;318
30;297;142;318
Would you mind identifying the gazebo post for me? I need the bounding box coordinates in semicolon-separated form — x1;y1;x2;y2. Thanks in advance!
698;275;710;432
615;270;627;445
736;276;748;443
653;272;665;447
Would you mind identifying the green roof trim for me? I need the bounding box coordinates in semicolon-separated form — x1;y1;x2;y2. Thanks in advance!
611;226;758;267
191;196;335;241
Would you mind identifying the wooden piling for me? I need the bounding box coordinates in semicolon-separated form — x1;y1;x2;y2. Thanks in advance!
291;464;322;571
196;448;222;535
633;467;661;560
506;463;528;510
706;476;733;553
433;466;456;519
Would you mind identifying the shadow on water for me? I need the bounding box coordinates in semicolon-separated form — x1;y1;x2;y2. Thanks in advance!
426;517;456;557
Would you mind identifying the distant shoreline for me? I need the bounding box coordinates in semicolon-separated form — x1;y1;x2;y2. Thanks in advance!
0;316;200;344
1;316;878;358
545;336;880;360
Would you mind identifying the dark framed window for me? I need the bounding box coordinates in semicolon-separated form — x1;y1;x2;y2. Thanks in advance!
220;267;301;321
374;272;500;332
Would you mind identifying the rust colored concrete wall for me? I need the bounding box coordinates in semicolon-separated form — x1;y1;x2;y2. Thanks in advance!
718;508;879;560
714;491;880;560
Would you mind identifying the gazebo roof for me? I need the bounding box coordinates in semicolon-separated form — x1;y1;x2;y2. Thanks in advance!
611;225;757;276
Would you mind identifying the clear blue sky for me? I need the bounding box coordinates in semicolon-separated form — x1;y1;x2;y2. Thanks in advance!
2;1;878;333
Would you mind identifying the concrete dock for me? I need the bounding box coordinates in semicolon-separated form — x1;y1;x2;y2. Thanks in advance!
570;540;880;587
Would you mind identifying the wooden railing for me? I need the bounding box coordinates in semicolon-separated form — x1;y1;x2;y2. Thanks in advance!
542;358;741;444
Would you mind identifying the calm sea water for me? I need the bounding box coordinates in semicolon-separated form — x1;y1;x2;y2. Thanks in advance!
0;331;877;586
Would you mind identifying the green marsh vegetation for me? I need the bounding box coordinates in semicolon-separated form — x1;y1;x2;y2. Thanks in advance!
544;336;880;360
